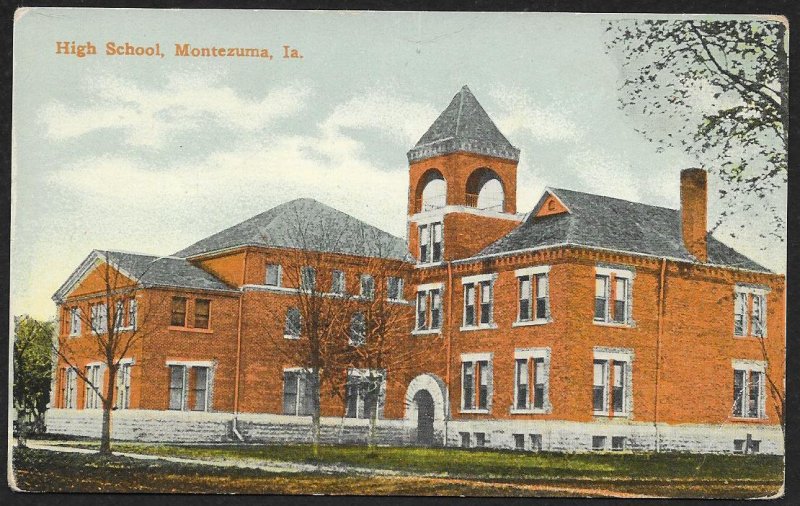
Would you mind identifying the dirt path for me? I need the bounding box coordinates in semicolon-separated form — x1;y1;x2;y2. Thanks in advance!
20;441;656;498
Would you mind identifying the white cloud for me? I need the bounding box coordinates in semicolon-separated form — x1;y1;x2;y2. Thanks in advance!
566;149;642;203
38;72;312;147
489;85;580;143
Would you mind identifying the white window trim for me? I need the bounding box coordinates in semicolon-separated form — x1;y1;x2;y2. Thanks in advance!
512;319;549;328
732;359;766;372
460;323;499;332
460;352;493;413
515;265;551;277
417;282;444;292
387;277;405;302
166;360;215;368
69;308;81;336
265;263;283;287
411;328;441;336
461;273;496;285
511;348;551;415
593;348;633;417
595;266;634;279
734;284;769;295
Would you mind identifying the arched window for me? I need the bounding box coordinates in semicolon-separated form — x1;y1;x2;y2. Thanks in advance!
466;168;505;211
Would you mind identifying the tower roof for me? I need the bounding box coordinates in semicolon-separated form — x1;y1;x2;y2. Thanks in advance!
408;85;520;163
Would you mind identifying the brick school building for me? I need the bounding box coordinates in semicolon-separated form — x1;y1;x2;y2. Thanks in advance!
49;86;784;454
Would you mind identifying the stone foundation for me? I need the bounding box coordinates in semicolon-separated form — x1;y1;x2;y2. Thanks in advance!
45;409;783;454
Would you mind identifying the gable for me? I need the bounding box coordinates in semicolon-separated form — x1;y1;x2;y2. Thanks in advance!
68;260;138;299
534;193;569;218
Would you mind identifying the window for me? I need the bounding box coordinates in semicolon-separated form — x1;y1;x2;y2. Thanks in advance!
194;299;211;329
85;364;103;409
349;312;366;346
592;435;607;451
116;362;132;410
114;300;125;330
733;435;761;454
285;307;302;339
418;222;444;263
265;264;281;287
360;274;374;299
69;307;81;336
168;365;186;410
301;266;316;291
594;276;608;321
91;303;108;334
479;282;492;325
193;367;210;411
419;224;429;262
62;367;77;409
475;432;487;448
464;285;476;326
432;222;443;262
611;436;627;451
415;285;443;332
463;275;494;328
345;370;385;419
530;434;543;452
517;268;550;322
460;432;471;448
593;350;632;416
514;434;525;450
170;297;187;327
733;439;745;454
387;276;404;300
514;349;549;412
595;268;633;324
283;369;313;416
462;354;491;411
733;362;765;419
331;270;346;295
734;286;768;337
416;292;427;330
128;299;137;330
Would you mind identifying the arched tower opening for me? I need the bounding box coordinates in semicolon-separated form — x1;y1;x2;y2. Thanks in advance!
465;167;506;212
414;168;447;213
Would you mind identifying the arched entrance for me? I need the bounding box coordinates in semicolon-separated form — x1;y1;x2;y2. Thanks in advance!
413;390;435;446
405;373;447;446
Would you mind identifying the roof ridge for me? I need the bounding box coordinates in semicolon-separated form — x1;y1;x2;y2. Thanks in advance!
549;186;678;213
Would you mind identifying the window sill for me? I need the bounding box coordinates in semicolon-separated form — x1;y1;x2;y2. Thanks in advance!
509;407;549;415
284;334;301;340
460;408;490;414
512;319;550;328
415;261;445;268
411;328;441;336
593;320;633;329
593;411;630;418
733;334;767;340
460;323;498;332
730;415;769;423
168;326;213;334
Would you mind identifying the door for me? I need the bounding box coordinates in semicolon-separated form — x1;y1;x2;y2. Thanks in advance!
414;390;435;446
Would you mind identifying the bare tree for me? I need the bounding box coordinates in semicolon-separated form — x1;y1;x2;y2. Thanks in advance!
54;251;165;455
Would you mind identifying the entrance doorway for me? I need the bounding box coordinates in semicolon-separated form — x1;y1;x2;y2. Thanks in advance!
414;390;435;446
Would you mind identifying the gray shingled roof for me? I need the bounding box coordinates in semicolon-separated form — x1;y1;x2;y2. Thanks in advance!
174;198;411;261
53;250;235;302
478;188;769;272
407;85;520;163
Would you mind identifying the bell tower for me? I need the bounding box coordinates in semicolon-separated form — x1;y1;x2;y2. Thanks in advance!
407;86;523;263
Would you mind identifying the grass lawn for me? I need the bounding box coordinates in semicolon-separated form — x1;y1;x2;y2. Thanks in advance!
12;442;784;498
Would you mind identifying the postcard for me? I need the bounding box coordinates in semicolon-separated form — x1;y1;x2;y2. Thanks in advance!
9;8;786;498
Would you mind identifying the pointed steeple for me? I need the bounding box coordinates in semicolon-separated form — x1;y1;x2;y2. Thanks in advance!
408;85;520;163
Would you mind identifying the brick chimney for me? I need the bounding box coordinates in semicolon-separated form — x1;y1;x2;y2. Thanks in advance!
680;168;708;262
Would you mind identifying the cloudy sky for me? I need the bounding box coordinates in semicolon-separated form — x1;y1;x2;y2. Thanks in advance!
12;9;786;319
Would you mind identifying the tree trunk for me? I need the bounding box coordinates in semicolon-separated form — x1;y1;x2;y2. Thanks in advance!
368;411;377;450
311;370;321;458
99;367;116;455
